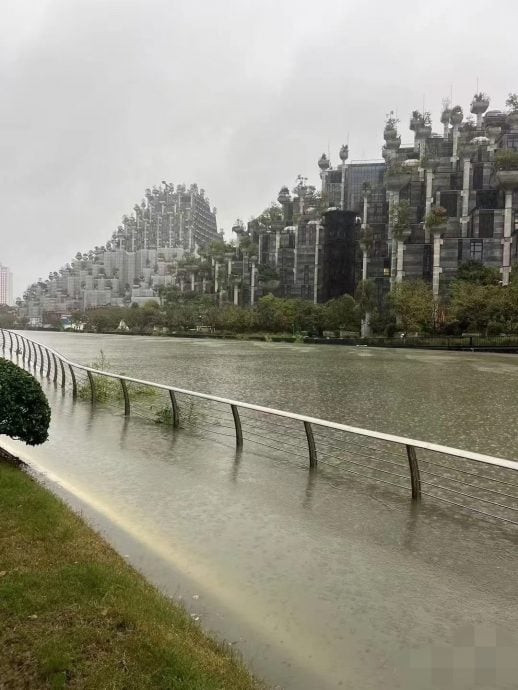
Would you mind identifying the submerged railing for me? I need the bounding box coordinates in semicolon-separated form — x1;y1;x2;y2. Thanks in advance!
2;328;518;526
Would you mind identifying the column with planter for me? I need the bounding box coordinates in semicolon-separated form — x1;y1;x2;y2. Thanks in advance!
390;200;411;285
495;149;518;286
459;143;477;239
384;166;411;290
450;106;464;162
359;226;374;337
250;256;257;306
424;157;440;243
425;207;448;298
470;92;490;130
441;106;451;140
339;144;349;210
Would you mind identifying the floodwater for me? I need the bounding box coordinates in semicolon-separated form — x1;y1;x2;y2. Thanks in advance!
18;331;518;457
3;334;518;689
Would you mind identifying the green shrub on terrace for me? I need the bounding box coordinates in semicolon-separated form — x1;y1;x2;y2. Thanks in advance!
495;149;518;171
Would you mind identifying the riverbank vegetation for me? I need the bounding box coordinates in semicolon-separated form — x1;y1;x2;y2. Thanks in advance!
76;351;158;403
9;261;518;338
0;459;263;689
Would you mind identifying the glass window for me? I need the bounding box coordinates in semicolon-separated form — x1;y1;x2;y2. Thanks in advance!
470;240;483;262
478;211;494;238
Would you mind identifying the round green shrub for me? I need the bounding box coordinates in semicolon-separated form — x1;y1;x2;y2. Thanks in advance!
0;358;51;445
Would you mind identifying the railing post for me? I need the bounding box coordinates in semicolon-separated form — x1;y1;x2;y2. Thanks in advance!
406;444;422;501
69;364;77;398
87;370;96;404
8;330;13;353
59;358;66;388
21;336;26;361
304;421;317;469
27;338;32;365
38;344;45;375
168;390;180;428
46;349;51;378
52;353;59;383
231;404;243;449
120;378;130;416
14;332;20;357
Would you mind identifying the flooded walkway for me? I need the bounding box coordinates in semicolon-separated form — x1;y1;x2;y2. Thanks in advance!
3;376;518;689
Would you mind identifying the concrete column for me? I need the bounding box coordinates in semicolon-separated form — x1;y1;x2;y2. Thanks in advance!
362;195;368;227
460;159;471;238
388;191;399;290
293;226;298;289
341;163;346;210
425;171;434;243
451;125;460;161
360;250;371;337
214;262;219;293
313;224;320;304
396;241;405;283
443;121;449;139
275;230;280;267
250;262;256;306
191;272;195;292
502;190;513;286
233;283;239;306
432;232;443;298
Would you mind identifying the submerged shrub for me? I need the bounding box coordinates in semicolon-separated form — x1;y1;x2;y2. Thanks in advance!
77;350;157;403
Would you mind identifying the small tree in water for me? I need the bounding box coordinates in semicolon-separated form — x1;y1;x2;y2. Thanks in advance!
0;359;51;445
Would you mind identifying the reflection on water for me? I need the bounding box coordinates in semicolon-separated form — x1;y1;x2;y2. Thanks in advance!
21;331;518;458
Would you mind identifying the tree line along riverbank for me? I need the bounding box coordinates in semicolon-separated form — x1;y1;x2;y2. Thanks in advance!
4;260;518;339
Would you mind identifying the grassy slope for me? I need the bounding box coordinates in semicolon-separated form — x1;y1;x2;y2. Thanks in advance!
0;460;264;690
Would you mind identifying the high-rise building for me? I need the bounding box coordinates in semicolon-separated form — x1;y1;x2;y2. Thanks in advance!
0;264;13;306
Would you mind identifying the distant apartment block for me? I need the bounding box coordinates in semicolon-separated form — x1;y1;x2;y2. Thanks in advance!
0;264;13;305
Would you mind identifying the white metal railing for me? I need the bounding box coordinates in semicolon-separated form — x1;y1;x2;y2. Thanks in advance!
3;328;518;524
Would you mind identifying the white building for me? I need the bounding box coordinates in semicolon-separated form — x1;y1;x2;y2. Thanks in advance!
0;263;13;305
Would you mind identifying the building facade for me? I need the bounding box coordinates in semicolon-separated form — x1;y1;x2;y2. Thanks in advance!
19;91;518;325
0;264;13;306
21;183;220;322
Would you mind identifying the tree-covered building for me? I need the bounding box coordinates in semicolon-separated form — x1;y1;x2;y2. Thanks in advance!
21;183;220;324
18;90;518;329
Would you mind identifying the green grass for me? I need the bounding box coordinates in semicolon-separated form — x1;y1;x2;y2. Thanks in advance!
0;459;265;690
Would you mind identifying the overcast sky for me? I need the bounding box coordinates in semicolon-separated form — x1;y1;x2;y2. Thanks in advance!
1;0;517;297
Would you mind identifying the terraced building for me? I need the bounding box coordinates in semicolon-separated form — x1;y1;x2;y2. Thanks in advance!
22;183;219;324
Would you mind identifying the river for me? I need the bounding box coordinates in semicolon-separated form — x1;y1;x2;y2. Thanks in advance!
22;331;518;457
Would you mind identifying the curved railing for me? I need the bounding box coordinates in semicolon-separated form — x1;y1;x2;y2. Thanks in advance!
2;328;518;525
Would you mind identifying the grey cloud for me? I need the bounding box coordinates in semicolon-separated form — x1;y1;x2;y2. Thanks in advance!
1;0;517;295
